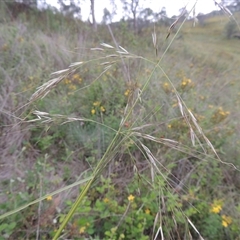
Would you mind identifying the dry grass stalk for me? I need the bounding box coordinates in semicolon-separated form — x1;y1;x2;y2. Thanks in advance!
187;218;204;240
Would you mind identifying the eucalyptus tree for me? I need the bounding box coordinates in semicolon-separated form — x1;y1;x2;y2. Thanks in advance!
58;0;81;17
121;0;143;32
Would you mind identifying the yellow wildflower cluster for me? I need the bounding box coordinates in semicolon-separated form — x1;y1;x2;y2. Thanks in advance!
210;200;223;214
91;101;106;115
63;73;82;92
180;76;194;89
210;200;233;227
72;73;82;83
211;107;230;124
100;106;105;112
124;82;141;97
124;89;131;96
22;75;42;92
79;222;90;234
221;215;232;227
167;119;187;132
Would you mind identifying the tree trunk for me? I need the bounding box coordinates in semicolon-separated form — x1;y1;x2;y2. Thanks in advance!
90;0;97;30
131;0;139;33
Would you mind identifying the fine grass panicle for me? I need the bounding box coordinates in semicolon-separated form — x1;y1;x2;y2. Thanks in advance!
1;0;240;239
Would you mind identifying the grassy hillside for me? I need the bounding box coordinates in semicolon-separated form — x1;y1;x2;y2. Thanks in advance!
1;2;240;239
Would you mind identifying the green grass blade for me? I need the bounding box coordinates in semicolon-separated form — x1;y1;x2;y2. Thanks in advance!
0;177;92;220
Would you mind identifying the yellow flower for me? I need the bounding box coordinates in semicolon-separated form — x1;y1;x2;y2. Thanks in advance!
222;220;228;228
100;106;105;112
103;198;109;203
79;226;86;234
181;81;187;86
145;208;150;214
93;101;100;106
211;107;230;123
210;200;223;214
167;124;172;129
181;77;193;88
124;89;130;96
210;205;222;213
163;82;171;93
91;109;96;115
128;194;135;202
46;195;52;201
72;74;82;83
221;215;232;227
64;78;70;84
68;84;77;90
73;74;80;80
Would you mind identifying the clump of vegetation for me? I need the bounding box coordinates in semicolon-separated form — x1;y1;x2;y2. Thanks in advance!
225;20;237;38
1;1;240;239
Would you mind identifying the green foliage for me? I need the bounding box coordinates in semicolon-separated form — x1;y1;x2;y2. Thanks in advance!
56;176;184;239
224;20;237;39
0;184;35;239
117;20;137;46
202;214;222;239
